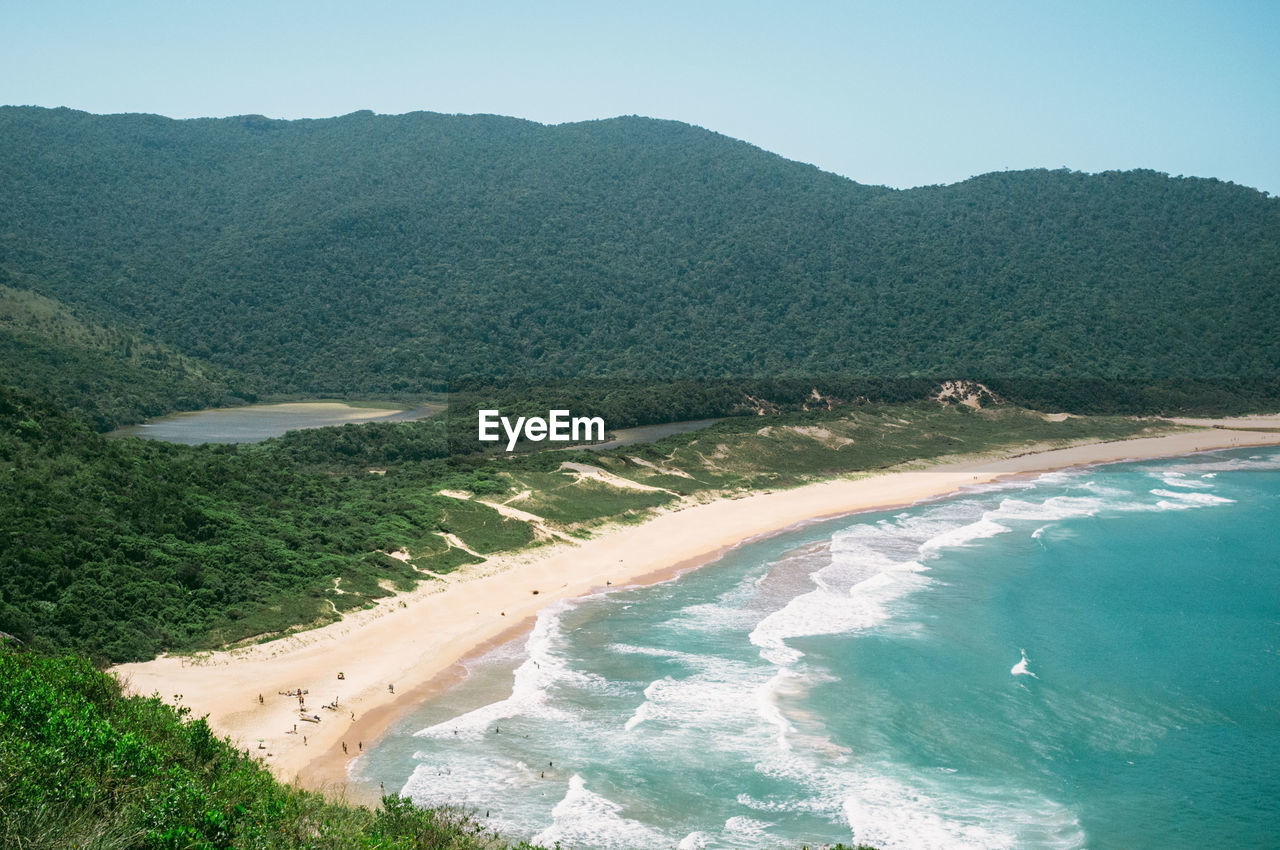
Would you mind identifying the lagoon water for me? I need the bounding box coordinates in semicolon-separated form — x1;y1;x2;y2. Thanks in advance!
355;449;1280;849
107;402;441;445
581;419;722;451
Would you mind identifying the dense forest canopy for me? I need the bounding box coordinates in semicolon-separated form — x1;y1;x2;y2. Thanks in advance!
0;281;251;429
2;106;1276;399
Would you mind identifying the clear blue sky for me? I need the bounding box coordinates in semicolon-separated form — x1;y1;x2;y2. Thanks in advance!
4;0;1277;194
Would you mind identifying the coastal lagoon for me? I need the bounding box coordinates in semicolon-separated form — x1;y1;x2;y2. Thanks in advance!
581;419;722;451
354;449;1280;849
107;401;442;445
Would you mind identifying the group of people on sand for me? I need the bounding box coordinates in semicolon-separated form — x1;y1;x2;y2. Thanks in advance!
253;673;396;759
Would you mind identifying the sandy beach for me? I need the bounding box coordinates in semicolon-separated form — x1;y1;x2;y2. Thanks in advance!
109;421;1280;801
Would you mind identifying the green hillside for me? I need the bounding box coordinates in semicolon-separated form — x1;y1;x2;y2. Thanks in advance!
2;107;1276;401
0;643;549;849
0;277;251;429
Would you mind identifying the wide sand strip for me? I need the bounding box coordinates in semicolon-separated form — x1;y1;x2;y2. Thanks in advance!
110;423;1280;798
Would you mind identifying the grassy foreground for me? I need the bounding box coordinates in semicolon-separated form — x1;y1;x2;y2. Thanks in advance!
0;644;535;850
0;644;878;849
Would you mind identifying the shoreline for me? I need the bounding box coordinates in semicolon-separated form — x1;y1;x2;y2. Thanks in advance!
110;424;1280;801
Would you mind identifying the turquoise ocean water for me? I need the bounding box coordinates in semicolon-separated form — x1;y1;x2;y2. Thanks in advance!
354;448;1280;849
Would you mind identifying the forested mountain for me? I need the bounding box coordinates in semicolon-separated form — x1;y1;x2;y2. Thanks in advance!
0;278;250;428
2;106;1276;399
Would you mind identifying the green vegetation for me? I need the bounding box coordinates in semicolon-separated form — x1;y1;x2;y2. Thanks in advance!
586;403;1163;491
0;643;551;849
0;379;1173;664
500;471;677;526
1;107;1276;412
0;386;463;662
437;498;535;554
0;281;251;430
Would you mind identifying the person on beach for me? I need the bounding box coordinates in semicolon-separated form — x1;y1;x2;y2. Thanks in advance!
342;742;347;754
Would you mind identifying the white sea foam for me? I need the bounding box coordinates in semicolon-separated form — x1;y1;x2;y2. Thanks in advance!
748;748;1085;850
749;566;926;665
414;600;594;739
839;776;1084;850
1149;488;1234;505
733;740;1088;850
619;660;773;744
1078;479;1132;498
1155;470;1211;489
1156;451;1280;476
985;495;1108;523
606;643;711;667
622;677;668;732
722;815;776;845
747;497;1109;666
531;775;671;849
1011;649;1038;678
1032;470;1078;486
676;831;711;849
666;571;776;633
917;517;1010;555
401;752;542;822
756;669;798;749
